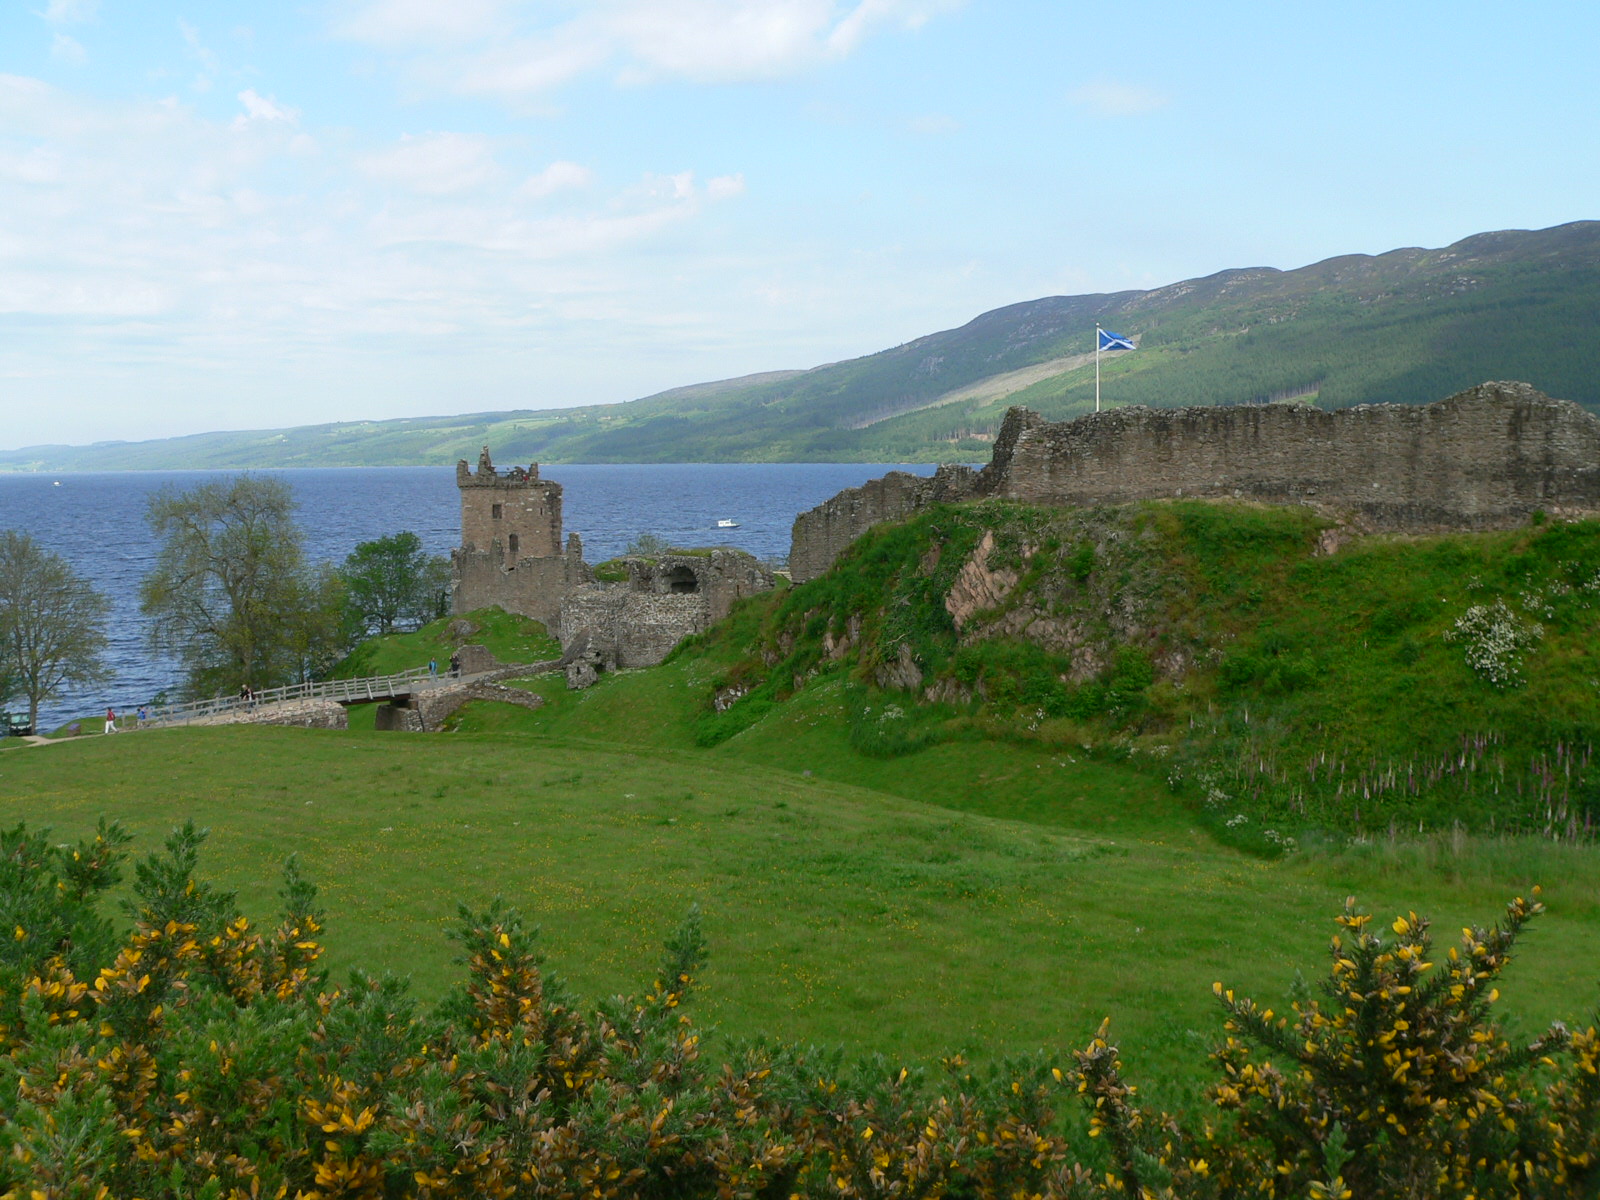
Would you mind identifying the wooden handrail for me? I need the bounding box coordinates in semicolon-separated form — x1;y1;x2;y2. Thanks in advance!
135;664;450;729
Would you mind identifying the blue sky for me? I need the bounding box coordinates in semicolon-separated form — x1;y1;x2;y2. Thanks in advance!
2;1;1596;449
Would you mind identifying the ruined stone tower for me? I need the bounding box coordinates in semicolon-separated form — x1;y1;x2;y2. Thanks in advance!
451;447;775;683
451;447;590;625
456;446;563;563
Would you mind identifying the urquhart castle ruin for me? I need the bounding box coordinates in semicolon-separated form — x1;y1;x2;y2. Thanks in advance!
789;382;1600;581
451;447;774;683
452;382;1600;677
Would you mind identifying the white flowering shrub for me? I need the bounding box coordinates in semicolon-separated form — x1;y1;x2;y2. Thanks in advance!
1445;600;1543;688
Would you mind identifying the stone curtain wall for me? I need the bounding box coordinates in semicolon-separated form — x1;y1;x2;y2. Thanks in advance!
788;464;978;583
993;381;1600;521
788;382;1600;581
559;588;708;669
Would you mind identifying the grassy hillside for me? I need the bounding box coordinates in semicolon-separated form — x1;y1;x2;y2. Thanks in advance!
6;499;1600;1110
7;691;1599;1104
5;222;1598;469
675;501;1600;845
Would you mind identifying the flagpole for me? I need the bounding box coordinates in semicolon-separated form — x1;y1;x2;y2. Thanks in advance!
1094;326;1101;413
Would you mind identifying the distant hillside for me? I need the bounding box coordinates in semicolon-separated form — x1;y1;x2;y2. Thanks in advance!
5;221;1599;470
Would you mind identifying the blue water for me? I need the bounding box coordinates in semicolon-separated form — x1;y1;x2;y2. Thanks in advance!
0;462;934;730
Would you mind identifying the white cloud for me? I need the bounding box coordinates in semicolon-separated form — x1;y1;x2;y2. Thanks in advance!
358;132;504;195
42;0;97;24
0;146;63;184
907;112;959;135
335;0;964;98
0;73;801;448
521;159;593;199
1069;80;1169;117
179;19;221;91
335;0;513;45
50;33;87;65
235;89;298;125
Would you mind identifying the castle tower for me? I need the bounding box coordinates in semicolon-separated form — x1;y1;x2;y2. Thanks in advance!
455;446;563;564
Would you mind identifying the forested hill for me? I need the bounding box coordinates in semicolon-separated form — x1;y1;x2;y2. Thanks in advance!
6;220;1600;470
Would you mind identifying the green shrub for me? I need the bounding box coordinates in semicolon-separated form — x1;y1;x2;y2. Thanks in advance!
4;822;1597;1199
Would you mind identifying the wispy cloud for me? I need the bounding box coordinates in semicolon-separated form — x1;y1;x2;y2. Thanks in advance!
335;0;964;99
178;18;221;91
235;89;298;125
1069;79;1169;117
907;112;959;135
521;159;593;199
49;33;87;65
358;132;504;195
42;0;98;24
0;73;760;444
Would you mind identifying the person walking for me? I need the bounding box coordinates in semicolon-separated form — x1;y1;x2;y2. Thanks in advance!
429;657;438;677
104;707;117;734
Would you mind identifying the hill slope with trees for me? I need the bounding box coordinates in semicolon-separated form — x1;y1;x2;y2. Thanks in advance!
5;221;1599;469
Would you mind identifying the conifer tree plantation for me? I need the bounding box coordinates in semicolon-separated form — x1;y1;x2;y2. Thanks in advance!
5;501;1600;1197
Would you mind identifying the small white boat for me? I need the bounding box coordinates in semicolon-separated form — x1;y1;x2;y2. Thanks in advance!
715;518;740;528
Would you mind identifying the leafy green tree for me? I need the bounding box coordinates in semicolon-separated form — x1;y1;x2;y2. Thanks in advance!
140;476;343;697
0;531;111;732
287;563;360;684
625;531;671;556
339;531;451;637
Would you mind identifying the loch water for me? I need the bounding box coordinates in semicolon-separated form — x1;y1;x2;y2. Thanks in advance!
0;462;937;732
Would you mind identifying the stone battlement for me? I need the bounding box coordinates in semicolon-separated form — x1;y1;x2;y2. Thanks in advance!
789;382;1600;581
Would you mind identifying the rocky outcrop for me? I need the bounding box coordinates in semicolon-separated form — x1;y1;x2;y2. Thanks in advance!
944;531;1019;630
789;383;1600;579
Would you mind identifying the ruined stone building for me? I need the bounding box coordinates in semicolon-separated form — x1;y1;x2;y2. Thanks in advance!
789;381;1600;581
453;448;592;626
452;448;773;682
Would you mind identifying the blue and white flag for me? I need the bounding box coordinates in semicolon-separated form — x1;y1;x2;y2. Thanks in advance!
1097;328;1135;352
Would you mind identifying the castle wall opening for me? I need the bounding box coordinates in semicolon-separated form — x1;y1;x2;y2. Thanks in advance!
667;565;699;594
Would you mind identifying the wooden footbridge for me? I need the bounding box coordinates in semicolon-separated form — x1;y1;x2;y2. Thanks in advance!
137;666;461;729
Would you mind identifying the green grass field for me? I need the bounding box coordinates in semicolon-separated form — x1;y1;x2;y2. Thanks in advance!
7;637;1598;1109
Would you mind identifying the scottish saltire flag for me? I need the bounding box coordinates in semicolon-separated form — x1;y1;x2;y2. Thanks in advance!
1098;329;1135;352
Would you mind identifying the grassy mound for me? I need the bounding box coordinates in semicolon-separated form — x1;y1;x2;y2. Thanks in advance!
331;606;559;679
684;501;1600;843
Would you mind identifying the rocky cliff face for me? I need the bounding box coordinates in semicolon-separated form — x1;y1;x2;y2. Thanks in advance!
788;382;1600;580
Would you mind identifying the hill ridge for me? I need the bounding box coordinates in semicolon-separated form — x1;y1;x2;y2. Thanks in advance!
4;220;1598;470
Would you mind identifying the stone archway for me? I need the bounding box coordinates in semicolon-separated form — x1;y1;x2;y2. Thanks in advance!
665;565;699;594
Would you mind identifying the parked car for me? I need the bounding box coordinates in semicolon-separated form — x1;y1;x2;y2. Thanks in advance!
3;712;33;738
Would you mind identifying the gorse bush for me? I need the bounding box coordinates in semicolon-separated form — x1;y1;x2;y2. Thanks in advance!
3;820;1598;1199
